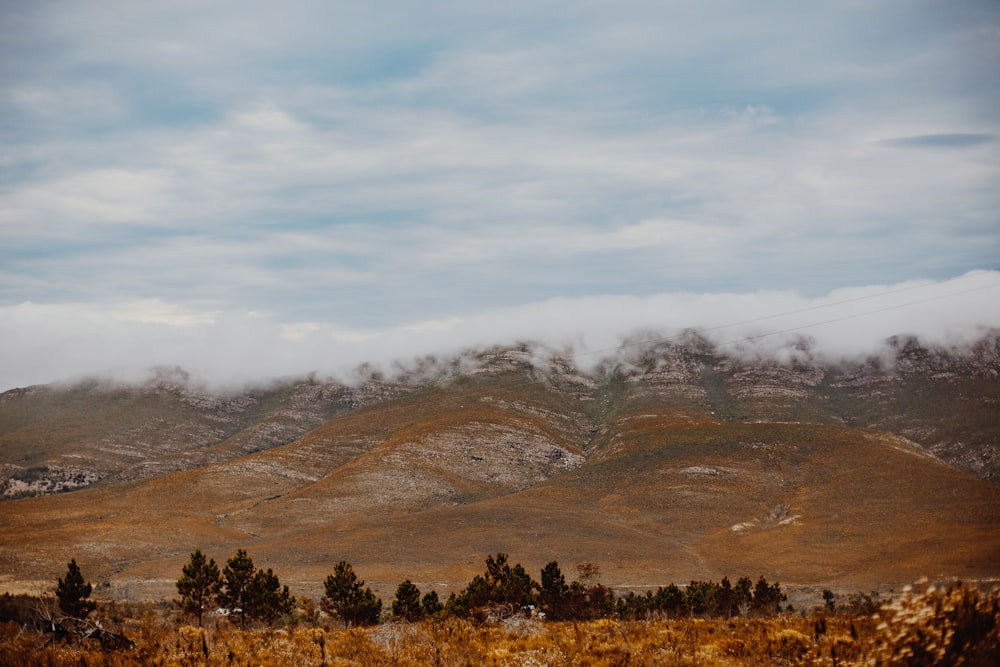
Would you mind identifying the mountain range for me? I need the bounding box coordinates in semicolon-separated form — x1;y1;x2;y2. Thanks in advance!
2;331;998;602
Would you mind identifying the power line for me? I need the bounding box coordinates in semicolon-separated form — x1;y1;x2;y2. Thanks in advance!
570;278;1000;360
712;280;1000;349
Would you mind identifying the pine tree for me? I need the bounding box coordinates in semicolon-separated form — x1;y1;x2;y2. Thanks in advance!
354;586;383;625
220;549;256;630
246;568;294;625
652;584;684;617
175;549;222;627
448;553;538;619
391;580;423;622
321;560;359;623
484;553;536;608
752;576;785;614
734;576;754;616
321;560;382;627
539;561;569;620
56;559;96;618
717;576;736;618
421;590;443;617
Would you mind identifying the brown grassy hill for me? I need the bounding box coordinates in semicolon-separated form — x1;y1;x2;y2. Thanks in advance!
255;416;996;599
2;342;998;602
0;366;1000;597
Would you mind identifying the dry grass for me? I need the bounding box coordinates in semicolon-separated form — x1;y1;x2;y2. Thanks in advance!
866;580;1000;666
2;583;996;666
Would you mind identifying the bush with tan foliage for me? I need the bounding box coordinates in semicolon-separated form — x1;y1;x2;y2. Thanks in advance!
867;580;1000;666
1;581;997;666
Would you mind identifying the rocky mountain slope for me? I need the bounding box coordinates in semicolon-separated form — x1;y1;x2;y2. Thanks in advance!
0;367;410;498
1;332;998;599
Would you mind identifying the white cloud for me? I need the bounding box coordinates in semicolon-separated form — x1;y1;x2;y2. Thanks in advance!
723;105;779;129
2;272;997;392
108;299;217;328
6;82;128;125
1;1;997;361
615;219;726;251
9;169;170;226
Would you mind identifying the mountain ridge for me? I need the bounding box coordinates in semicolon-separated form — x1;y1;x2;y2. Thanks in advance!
1;332;998;600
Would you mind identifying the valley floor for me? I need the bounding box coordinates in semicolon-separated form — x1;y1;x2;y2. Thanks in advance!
3;582;997;666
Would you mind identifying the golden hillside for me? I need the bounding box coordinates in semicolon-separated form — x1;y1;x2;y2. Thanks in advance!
2;337;998;601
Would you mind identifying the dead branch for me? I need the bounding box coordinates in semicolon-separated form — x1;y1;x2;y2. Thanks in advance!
33;605;135;651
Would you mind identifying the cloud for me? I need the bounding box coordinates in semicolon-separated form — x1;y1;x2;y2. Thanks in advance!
2;272;998;392
1;168;171;228
877;133;995;149
1;1;998;373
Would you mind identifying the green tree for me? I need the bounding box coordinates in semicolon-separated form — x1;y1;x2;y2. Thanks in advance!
175;549;222;627
565;580;614;620
219;551;294;628
449;575;491;617
246;568;294;625
321;560;359;624
752;576;785;614
421;590;443;617
734;576;754;616
321;560;382;627
220;549;256;630
717;576;736;618
350;588;382;627
684;580;717;616
616;591;654;619
448;554;538;620
500;563;535;608
538;561;569;620
56;559;96;618
483;553;536;608
652;583;684;617
391;580;423;622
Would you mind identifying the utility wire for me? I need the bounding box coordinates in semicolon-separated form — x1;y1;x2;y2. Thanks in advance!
711;280;1000;349
572;277;1000;360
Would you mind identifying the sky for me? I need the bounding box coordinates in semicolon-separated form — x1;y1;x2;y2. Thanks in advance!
1;1;999;390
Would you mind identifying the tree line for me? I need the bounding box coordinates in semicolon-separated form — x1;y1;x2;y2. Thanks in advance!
56;551;788;629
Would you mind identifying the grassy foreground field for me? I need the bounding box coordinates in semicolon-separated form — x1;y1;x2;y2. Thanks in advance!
2;582;997;666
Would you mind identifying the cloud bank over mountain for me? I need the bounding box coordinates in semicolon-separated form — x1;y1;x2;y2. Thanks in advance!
2;271;997;391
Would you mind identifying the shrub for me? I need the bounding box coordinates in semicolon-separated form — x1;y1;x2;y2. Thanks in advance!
869;581;1000;666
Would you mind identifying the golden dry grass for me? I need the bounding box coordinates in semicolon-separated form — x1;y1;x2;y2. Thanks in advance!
2;582;996;666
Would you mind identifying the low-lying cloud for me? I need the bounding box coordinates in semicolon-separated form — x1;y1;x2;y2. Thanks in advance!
2;271;997;392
